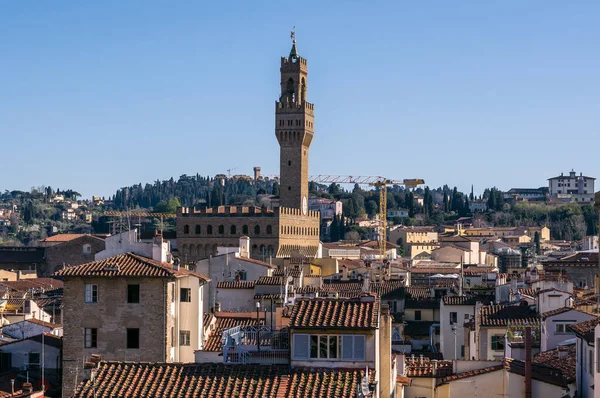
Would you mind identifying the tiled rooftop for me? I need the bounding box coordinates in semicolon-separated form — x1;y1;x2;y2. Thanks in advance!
203;312;261;351
256;276;284;285
443;296;492;306
40;234;87;242
505;358;571;387
533;345;576;383
479;304;539;327
0;278;63;294
540;307;586;320
442;364;503;383
73;362;286;398
290;297;379;329
53;253;209;281
286;367;374;398
216;281;255;289
567;317;600;342
405;357;453;377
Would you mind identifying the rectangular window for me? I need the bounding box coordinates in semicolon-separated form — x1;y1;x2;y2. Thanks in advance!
127;328;140;349
180;288;191;302
84;328;97;348
461;345;465;357
84;284;98;303
28;352;40;369
555;323;573;334
127;284;140;303
309;335;339;359
450;312;457;324
491;335;504;351
171;283;175;303
341;335;366;361
590;349;594;374
415;310;422;321
180;330;191;346
293;334;310;360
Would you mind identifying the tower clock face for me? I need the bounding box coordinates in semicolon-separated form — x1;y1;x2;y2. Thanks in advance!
302;196;308;215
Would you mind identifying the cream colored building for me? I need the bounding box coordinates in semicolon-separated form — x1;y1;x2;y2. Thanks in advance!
389;226;439;259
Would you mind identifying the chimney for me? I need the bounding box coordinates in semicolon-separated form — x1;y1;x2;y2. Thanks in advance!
557;345;569;359
525;326;532;398
215;302;221;312
341;265;348;281
22;382;33;393
431;359;438;376
419;354;424;365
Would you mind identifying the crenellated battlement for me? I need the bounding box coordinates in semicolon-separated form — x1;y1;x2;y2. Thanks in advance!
275;100;314;114
178;206;276;217
281;56;308;72
278;206;320;219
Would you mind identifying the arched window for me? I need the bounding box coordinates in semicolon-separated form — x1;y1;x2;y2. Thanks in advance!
242;225;249;235
286;77;295;100
218;225;224;234
195;225;201;234
260;245;266;256
230;225;237;234
266;225;272;235
301;77;306;102
207;225;213;235
183;225;189;234
254;225;261;235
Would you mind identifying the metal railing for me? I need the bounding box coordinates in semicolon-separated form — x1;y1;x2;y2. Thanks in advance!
222;325;289;365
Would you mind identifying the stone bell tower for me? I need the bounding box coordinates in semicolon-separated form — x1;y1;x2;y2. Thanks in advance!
275;30;314;215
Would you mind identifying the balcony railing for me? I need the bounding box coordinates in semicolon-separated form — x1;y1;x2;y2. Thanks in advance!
222;325;290;365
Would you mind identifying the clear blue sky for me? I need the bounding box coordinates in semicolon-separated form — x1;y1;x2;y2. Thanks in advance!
2;1;599;199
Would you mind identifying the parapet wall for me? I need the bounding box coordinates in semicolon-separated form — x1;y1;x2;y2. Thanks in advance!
178;206;277;217
278;206;320;220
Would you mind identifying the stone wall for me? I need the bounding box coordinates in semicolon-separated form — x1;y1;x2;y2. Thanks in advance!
62;276;169;397
43;236;105;276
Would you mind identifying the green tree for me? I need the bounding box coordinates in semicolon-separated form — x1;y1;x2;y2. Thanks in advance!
166;197;181;213
272;182;280;196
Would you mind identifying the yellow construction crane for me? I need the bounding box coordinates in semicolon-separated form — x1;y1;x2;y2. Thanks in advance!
310;175;425;260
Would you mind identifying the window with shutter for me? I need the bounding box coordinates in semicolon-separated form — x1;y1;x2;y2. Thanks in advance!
342;335;354;360
293;334;310;360
354;335;366;360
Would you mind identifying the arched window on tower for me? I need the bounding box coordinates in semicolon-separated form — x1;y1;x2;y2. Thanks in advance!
218;225;224;234
243;225;248;235
254;225;261;235
207;225;213;235
301;77;306;102
286;77;295;102
183;225;189;234
230;225;237;235
195;225;201;234
266;225;272;235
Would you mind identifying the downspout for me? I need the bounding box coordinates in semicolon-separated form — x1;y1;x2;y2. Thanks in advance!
163;280;167;362
430;324;440;352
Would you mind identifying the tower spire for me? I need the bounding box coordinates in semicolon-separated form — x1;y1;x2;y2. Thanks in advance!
289;26;298;59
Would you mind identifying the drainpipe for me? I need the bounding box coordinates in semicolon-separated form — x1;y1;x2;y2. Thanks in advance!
525;326;532;398
429;324;440;352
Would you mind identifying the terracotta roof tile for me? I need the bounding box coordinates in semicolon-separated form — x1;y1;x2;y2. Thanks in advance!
203;313;261;351
567;317;600;342
286;367;374;397
273;269;302;277
540;307;588;320
216;281;255;289
0;278;62;295
256;276;284;285
290;297;379;329
40;234;87;242
405;358;453;377
504;358;570;387
443;296;492;306
442;364;503;382
53;253;210;281
533;346;576;383
73;362;285;398
479;304;539;327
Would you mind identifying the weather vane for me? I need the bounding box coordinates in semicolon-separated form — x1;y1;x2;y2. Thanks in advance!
290;26;296;44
